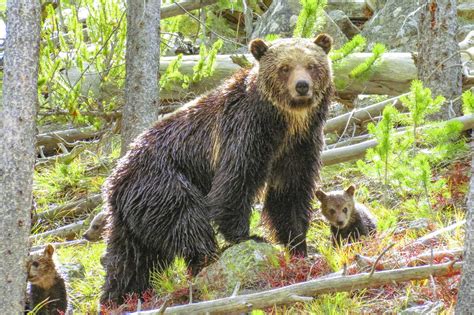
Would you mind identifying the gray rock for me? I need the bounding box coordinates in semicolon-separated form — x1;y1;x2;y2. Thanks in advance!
251;0;347;49
194;240;279;298
361;0;420;52
328;10;361;39
400;301;444;315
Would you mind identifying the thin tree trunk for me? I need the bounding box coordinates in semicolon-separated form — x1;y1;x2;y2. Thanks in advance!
0;0;41;312
121;0;161;155
456;132;474;311
417;0;462;120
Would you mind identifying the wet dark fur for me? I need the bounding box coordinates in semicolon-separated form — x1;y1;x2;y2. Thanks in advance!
330;203;376;246
101;37;334;303
29;280;67;315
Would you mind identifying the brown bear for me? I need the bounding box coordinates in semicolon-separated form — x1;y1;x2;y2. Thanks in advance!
101;34;334;304
27;244;68;315
316;185;377;246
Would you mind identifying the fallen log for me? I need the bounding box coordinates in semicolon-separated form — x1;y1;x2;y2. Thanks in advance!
324;94;407;135
35;143;90;168
36;126;103;153
34;193;102;222
414;220;466;246
134;261;462;315
322;114;474;166
30;220;85;241
161;0;219;19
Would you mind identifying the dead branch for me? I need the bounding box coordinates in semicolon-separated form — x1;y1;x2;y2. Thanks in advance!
30;220;85;241
414;220;466;245
36;126;103;153
133;262;462;315
161;0;219;19
322;114;474;166
325;94;407;135
34;193;102;222
35;143;91;168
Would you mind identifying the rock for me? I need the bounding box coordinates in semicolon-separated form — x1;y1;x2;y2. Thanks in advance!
362;0;473;51
400;301;444;315
328;10;360;39
326;0;370;19
361;0;419;52
251;0;347;49
194;240;279;298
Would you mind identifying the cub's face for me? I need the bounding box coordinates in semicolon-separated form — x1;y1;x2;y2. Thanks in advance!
316;185;356;229
27;244;56;288
83;211;107;242
250;34;333;111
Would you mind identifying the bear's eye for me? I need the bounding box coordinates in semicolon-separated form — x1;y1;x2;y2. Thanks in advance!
330;209;336;215
343;207;348;214
307;63;317;70
280;65;290;73
32;261;39;268
92;225;100;230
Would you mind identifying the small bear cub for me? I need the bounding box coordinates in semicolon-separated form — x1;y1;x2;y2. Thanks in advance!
83;210;107;242
316;185;376;246
27;244;67;315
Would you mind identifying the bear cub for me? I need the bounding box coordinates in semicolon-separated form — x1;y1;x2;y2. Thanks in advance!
27;244;67;315
83;210;107;242
316;185;376;246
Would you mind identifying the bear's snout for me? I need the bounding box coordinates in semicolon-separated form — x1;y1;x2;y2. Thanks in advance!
295;80;310;96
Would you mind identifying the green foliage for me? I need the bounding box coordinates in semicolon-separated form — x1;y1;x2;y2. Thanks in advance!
330;34;366;62
349;43;386;79
358;81;467;213
39;0;127;125
58;243;106;313
264;34;281;42
362;105;399;186
462;89;474;115
150;257;189;296
293;0;327;38
307;292;364;314
160;39;224;90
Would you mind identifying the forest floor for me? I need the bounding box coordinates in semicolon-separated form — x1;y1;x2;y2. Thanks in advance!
30;133;471;314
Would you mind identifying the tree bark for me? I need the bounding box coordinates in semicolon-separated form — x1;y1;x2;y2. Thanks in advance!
456;133;474;311
417;0;463;119
0;0;41;312
121;0;161;155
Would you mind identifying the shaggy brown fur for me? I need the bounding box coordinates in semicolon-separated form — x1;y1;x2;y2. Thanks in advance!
27;244;67;315
83;210;108;242
101;34;334;304
316;185;377;246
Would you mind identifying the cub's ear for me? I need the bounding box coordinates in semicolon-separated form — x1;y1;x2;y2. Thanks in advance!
314;33;333;54
44;244;55;258
249;38;268;61
315;190;327;203
345;185;356;197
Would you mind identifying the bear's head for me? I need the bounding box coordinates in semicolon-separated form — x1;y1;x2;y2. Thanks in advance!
249;34;333;111
315;185;356;229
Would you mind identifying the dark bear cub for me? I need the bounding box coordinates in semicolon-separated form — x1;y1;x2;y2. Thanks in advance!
27;244;67;315
316;185;377;246
102;34;334;303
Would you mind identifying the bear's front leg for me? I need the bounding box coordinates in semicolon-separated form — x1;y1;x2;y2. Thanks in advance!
262;133;323;257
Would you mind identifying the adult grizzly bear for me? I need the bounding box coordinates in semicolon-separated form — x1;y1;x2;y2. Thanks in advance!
102;34;334;303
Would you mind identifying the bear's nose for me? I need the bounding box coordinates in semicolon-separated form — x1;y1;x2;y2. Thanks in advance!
295;80;309;96
337;220;345;226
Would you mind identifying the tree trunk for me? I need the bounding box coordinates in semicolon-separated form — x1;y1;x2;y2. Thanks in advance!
0;0;41;312
121;0;161;155
456;133;474;311
417;0;462;120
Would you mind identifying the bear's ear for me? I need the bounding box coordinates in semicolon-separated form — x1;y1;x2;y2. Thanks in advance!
44;244;55;258
314;33;333;54
345;185;356;197
249;39;268;61
315;190;327;203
